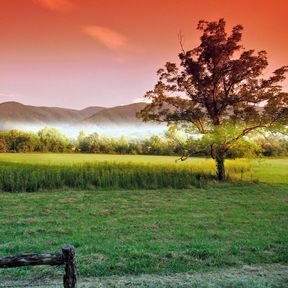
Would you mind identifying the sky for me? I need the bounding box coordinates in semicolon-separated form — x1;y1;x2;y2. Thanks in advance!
0;0;287;109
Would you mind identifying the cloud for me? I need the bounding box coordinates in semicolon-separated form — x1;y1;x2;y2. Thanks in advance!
82;25;128;50
34;0;75;12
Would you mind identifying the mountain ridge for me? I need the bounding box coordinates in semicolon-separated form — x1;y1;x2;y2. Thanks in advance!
82;102;147;125
0;101;147;127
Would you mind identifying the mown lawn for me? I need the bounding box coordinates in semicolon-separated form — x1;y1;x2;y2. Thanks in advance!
0;183;287;280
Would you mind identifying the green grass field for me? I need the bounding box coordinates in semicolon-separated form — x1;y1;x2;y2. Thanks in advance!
0;154;287;286
1;184;287;277
0;153;252;192
0;152;237;166
0;153;287;186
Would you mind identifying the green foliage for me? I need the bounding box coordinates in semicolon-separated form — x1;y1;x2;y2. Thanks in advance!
0;138;8;152
0;130;40;152
256;136;288;157
0;128;287;157
38;127;71;152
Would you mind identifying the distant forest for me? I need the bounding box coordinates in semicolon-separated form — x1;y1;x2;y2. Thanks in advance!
0;128;287;157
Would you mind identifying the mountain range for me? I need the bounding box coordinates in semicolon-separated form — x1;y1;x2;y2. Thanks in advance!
0;101;147;128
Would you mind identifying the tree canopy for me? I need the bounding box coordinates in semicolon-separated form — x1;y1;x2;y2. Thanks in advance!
138;19;288;180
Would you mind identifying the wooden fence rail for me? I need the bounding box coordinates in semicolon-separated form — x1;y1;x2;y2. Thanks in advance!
0;244;77;288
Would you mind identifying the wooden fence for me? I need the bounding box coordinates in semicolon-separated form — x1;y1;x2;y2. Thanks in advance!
0;244;77;288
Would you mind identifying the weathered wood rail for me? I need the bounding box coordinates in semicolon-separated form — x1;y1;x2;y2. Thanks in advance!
0;244;77;288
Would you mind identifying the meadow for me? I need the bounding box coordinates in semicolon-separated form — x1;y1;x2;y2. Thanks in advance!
0;154;287;193
0;154;287;286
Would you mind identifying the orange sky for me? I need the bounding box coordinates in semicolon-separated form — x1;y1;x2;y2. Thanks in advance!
0;0;287;108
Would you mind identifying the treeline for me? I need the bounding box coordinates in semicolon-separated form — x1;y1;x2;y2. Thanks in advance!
0;128;287;157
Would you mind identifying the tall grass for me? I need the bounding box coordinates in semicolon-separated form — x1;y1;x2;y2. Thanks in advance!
0;159;251;192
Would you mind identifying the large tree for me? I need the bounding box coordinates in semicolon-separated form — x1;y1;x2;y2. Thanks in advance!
138;19;288;180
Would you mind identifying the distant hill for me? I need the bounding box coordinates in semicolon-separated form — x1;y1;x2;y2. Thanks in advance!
0;101;147;128
79;106;104;119
82;103;147;125
0;102;82;124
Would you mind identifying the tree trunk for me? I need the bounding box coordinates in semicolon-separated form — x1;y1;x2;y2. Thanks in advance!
216;151;225;181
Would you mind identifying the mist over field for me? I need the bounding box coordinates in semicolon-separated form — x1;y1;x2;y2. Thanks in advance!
0;101;168;139
0;122;167;139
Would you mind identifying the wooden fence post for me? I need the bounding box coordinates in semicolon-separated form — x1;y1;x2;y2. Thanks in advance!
62;244;77;288
0;253;63;268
